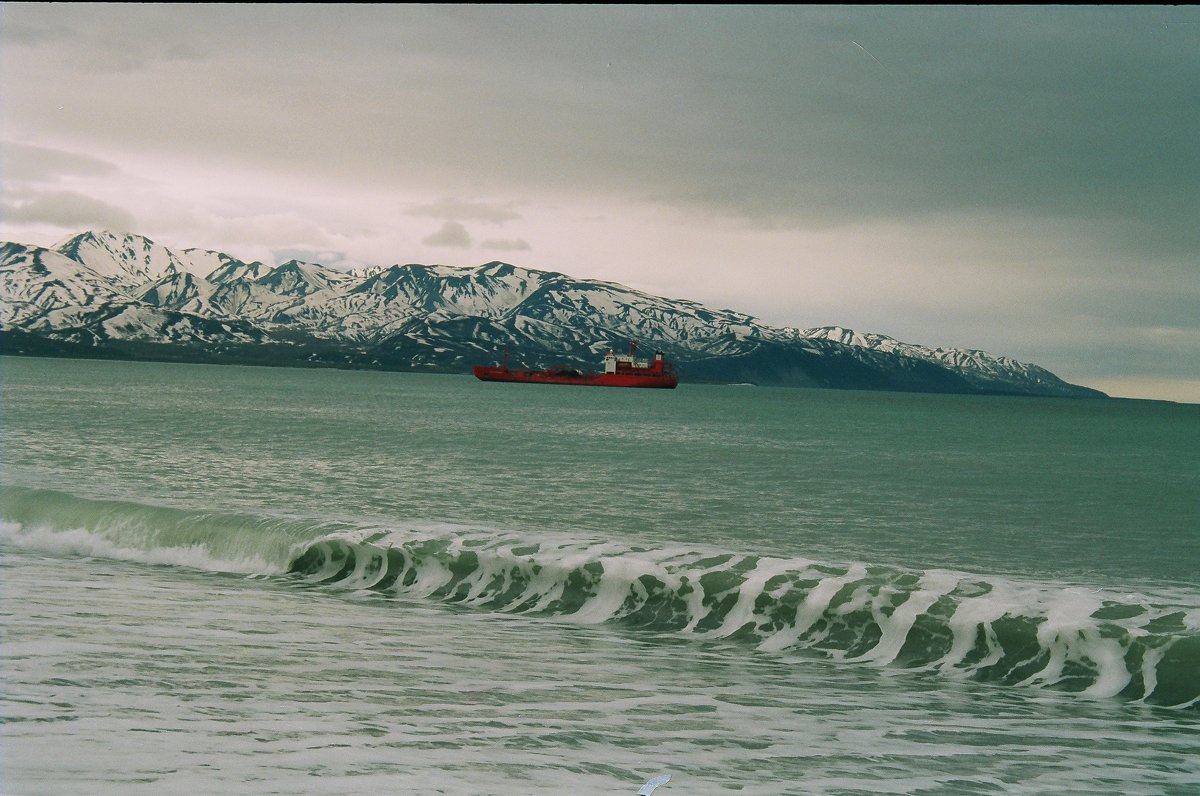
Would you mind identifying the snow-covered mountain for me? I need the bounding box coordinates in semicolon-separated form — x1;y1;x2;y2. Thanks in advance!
0;230;1105;398
796;326;1090;396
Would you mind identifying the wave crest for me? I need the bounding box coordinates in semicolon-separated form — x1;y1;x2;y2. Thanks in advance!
289;532;1200;709
4;485;1195;708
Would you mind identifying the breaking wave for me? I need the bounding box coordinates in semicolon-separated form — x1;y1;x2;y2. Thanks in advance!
4;485;1197;709
287;531;1200;709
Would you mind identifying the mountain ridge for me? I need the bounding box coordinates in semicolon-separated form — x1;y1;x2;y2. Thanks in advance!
0;230;1106;398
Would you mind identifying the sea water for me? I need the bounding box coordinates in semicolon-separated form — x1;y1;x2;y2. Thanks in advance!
1;356;1197;795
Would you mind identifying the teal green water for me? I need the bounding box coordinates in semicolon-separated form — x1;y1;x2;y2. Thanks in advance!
2;356;1198;794
4;357;1196;583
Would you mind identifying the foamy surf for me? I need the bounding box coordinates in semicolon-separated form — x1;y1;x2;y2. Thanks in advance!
285;529;1200;708
4;485;1195;710
6;485;1191;708
0;520;281;575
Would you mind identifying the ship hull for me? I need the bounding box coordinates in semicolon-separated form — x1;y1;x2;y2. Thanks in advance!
473;366;677;389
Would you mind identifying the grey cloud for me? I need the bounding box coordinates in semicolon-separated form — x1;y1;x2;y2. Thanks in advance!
1;141;120;182
0;13;69;46
6;5;1195;253
422;221;472;248
4;190;136;230
407;199;523;225
1;5;219;73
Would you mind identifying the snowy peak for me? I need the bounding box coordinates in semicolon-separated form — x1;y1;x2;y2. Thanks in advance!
347;262;544;318
801;325;939;358
802;326;898;349
800;325;1085;394
208;258;269;285
255;259;355;297
54;231;214;288
0;242;131;327
1;241;104;285
178;248;260;283
2;230;1106;398
139;269;217;315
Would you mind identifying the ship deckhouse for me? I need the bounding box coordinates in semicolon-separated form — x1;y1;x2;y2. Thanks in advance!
604;342;667;375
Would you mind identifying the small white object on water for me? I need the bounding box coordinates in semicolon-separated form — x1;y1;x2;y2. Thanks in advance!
638;773;671;794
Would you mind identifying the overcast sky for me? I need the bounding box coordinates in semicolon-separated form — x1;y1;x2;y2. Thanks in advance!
2;5;1197;401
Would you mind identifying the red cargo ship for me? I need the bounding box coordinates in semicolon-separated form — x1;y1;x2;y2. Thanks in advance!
473;342;678;389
